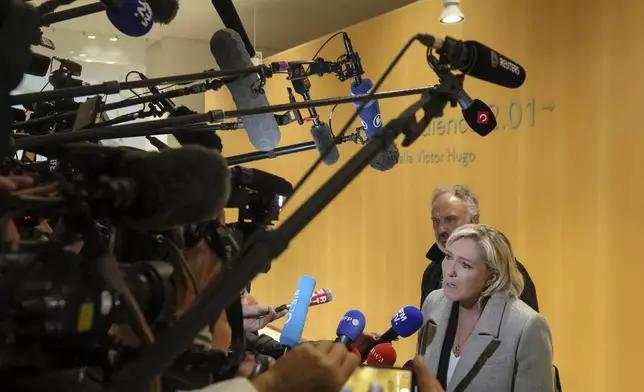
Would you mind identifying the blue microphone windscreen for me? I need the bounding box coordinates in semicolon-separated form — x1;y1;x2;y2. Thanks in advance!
402;359;413;369
106;0;155;37
350;78;382;139
280;275;316;348
390;306;424;337
336;309;366;341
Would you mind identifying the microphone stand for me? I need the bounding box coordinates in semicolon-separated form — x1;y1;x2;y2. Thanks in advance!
226;130;366;166
13;86;433;149
104;72;463;392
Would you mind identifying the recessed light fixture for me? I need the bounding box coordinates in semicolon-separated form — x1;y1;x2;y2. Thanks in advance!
87;35;96;39
79;53;86;57
110;37;118;42
440;0;465;24
85;59;94;63
106;61;115;65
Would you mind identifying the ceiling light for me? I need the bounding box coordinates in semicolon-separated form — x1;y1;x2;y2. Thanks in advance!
79;53;86;57
110;37;118;42
106;61;115;65
87;35;96;39
85;59;94;63
440;0;464;24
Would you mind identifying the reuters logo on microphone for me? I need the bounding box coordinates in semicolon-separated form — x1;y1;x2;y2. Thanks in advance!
477;111;489;124
490;51;499;68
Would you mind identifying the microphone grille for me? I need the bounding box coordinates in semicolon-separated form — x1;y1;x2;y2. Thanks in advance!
146;0;180;24
369;142;399;171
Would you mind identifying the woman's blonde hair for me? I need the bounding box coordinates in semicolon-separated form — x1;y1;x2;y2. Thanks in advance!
446;224;524;298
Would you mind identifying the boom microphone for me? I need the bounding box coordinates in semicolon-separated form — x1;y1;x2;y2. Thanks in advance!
29;144;231;232
367;344;397;366
418;35;526;89
210;28;281;152
310;122;340;165
211;0;255;57
334;309;366;345
279;275;316;349
359;306;424;360
351;78;399;171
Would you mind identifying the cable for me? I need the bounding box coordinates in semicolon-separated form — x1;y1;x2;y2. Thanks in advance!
125;71;147;112
328;103;339;134
163;236;199;297
305;31;346;74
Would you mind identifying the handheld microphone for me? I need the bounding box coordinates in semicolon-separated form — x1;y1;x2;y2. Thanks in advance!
418;35;526;89
275;288;333;312
334;309;366;345
359;306;424;360
402;359;413;369
351;78;399;171
210;28;281;152
367;344;397;366
29;144;231;232
349;346;362;361
280;275;316;349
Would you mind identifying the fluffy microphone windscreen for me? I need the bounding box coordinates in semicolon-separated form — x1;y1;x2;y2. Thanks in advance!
146;0;179;24
114;145;231;231
310;122;340;165
210;28;281;152
370;142;399;171
367;344;397;366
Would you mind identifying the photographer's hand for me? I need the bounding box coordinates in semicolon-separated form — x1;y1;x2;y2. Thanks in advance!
251;341;359;392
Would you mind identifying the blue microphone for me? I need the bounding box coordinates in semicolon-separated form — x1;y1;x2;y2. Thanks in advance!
350;78;382;139
279;275;316;349
106;0;155;37
359;306;424;360
402;359;413;369
334;309;366;345
350;78;399;171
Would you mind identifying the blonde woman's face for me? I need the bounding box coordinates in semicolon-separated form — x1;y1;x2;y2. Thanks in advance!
442;238;491;306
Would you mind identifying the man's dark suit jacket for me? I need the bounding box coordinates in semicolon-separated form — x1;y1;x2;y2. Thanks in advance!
420;243;540;312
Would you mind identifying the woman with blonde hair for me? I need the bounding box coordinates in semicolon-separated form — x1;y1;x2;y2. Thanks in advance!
418;224;553;392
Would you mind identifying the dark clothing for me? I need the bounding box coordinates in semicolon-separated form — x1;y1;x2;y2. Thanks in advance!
420;243;540;313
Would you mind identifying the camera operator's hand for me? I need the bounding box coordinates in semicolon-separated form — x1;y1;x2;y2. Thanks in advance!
413;356;445;392
251;341;359;392
0;175;58;242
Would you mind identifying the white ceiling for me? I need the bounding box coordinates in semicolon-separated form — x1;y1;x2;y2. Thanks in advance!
36;0;422;55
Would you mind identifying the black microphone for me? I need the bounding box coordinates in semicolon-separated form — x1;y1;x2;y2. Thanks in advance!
29;144;231;232
211;0;255;57
310;122;340;165
418;35;526;89
229;166;293;197
457;90;496;136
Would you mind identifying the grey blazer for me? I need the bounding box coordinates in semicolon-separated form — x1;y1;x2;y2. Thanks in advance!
417;289;554;392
